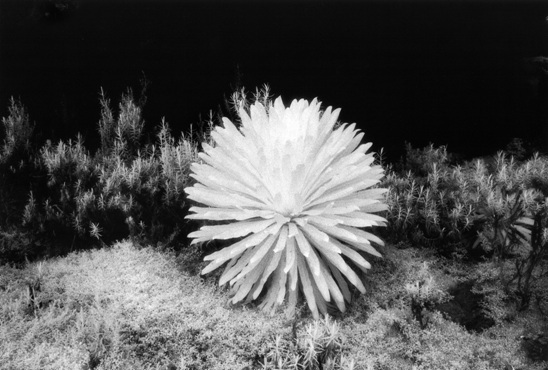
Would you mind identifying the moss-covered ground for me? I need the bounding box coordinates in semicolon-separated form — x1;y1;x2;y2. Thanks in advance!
1;241;546;370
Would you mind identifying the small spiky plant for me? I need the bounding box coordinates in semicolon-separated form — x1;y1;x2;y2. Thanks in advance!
185;97;387;318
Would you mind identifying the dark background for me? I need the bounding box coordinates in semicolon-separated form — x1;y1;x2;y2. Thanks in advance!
1;0;548;163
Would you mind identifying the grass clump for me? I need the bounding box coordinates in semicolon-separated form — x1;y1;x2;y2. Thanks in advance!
0;241;288;370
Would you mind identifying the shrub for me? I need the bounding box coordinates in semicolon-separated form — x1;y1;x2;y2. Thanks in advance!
383;147;548;315
510;196;548;310
0;98;43;262
382;145;476;250
471;153;548;309
17;88;203;258
260;315;352;370
398;142;452;178
404;261;449;329
0;98;36;225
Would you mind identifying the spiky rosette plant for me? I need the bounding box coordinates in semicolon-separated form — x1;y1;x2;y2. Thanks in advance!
185;97;387;318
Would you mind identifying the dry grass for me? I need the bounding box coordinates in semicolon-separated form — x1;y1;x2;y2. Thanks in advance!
0;241;287;370
1;242;546;370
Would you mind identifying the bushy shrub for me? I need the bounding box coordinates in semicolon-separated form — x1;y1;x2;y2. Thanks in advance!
510;195;548;309
31;135;101;240
384;146;545;244
383;145;548;311
260;315;351;370
472;153;548;309
404;261;449;328
0;98;35;222
94;117;200;246
0;98;43;262
398;142;452;178
9;88;205;259
382;144;476;250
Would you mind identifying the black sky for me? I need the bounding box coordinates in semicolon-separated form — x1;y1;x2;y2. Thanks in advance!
1;0;548;162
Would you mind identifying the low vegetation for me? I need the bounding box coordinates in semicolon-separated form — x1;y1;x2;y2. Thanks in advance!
1;86;547;369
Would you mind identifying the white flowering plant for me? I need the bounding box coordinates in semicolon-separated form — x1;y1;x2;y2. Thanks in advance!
185;96;387;318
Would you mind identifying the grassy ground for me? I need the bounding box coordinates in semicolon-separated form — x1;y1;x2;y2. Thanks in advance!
1;241;546;370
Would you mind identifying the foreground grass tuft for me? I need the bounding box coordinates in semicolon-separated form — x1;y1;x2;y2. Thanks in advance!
0;241;287;370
